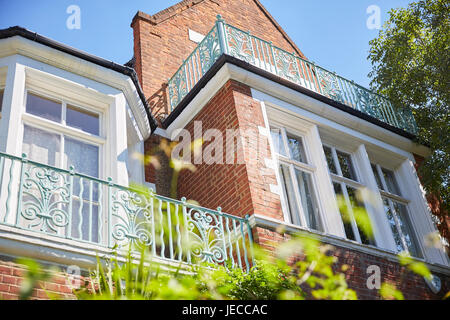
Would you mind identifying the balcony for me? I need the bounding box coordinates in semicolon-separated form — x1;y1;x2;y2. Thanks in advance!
168;15;417;135
0;151;253;271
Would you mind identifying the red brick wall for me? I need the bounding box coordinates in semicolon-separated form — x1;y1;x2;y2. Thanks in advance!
132;0;304;120
413;154;449;251
0;258;77;300
254;228;450;300
175;79;283;221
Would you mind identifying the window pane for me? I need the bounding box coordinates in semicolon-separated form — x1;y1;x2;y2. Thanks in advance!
0;89;3;112
333;182;356;241
65;137;99;199
22;125;61;167
323;146;337;174
336;151;357;181
371;164;383;190
26;93;62;123
66;105;100;135
279;164;301;226
393;202;421;258
382;168;401;195
295;169;321;231
270;128;287;156
65;138;99;177
382;198;404;252
347;186;373;245
287;134;306;163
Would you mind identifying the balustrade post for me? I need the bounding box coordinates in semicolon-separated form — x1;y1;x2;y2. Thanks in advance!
15;153;27;227
107;177;113;248
66;165;75;238
181;197;191;264
245;214;255;267
269;42;278;76
216;14;228;55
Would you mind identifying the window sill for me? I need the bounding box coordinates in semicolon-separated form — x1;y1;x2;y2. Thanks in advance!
250;213;450;276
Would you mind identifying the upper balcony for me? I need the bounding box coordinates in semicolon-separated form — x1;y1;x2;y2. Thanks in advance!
168;15;417;135
0;151;253;271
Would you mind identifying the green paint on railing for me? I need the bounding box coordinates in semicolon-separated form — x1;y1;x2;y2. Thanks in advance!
167;17;418;134
0;151;253;271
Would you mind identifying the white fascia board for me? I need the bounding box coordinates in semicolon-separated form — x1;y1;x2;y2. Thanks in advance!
0;36;151;140
164;62;428;158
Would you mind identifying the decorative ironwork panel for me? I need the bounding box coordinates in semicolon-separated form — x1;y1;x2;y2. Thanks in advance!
225;26;255;65
111;188;153;249
354;86;383;119
186;208;226;264
198;26;221;74
20;165;70;234
316;68;345;103
168;67;188;110
273;48;301;84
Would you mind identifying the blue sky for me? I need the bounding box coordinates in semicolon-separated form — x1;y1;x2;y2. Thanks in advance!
0;0;412;88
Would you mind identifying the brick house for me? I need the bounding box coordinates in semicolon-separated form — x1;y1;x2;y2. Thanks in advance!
0;0;448;300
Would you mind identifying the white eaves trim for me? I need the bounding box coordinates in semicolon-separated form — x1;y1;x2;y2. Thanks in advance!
0;36;152;140
165;62;429;158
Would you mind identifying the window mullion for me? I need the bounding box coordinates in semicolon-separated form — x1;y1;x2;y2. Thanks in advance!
289;164;308;227
388;199;409;253
331;147;343;177
376;164;389;192
280;127;291;159
341;182;362;243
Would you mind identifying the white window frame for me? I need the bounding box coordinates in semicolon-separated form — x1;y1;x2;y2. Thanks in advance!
270;123;324;231
371;162;423;257
254;89;449;266
22;88;105;179
322;144;374;245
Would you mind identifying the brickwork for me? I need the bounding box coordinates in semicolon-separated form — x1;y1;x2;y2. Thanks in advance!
174;79;283;222
0;258;78;300
132;0;305;120
254;228;450;300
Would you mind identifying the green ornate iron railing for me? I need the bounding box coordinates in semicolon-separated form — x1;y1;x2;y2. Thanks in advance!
0;151;254;271
168;15;417;134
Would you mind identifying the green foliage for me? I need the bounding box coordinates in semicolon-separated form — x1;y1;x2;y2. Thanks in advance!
368;0;450;233
380;282;405;300
15;258;57;300
72;234;358;300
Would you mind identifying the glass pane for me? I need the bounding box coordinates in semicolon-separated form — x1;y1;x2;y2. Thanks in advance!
336;151;357;181
371;164;383;190
287;134;306;163
66;105;100;135
26;93;62;123
22;125;61;166
279;164;301;226
270;128;287;156
382;168;401;195
333;182;356;241
0;89;3;112
382;198;404;252
65;137;99;200
295;169;321;231
65;137;99;177
323;146;337;174
347;186;373;245
393;202;421;258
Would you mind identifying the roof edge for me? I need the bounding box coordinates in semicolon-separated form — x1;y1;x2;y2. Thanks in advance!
0;26;158;134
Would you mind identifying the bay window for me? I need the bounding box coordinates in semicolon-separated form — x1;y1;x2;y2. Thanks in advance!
371;163;422;257
271;126;322;231
322;145;374;245
21;91;102;241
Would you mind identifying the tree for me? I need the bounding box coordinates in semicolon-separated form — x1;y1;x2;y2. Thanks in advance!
368;0;449;245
